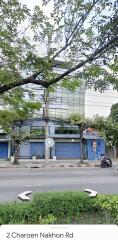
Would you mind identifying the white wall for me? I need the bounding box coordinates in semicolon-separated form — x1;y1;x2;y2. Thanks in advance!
85;88;118;118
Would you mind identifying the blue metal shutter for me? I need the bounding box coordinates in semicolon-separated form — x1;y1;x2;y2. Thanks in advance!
19;143;30;159
0;142;8;159
30;142;45;158
96;139;105;158
55;142;80;159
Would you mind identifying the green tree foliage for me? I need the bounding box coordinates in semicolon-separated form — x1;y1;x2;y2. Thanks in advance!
69;113;118;160
91;114;118;148
0;0;118;96
108;103;118;147
69;113;92;163
0;95;41;164
110;103;118;122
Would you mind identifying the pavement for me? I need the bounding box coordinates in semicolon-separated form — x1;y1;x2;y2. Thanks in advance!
0;166;118;202
0;159;118;169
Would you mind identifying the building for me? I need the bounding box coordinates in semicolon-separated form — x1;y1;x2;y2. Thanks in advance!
24;83;86;119
17;118;105;160
0;59;87;161
0;63;110;161
18;82;86;160
0;80;106;161
0;127;11;160
83;128;105;160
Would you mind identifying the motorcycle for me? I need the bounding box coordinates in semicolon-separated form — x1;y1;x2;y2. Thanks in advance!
99;154;112;168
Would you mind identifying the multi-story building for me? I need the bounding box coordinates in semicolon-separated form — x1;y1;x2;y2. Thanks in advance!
0;61;87;160
0;66;106;161
18;82;87;160
23;83;85;119
18;79;105;160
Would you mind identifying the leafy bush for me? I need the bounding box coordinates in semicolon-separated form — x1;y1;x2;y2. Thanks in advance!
31;191;94;220
0;192;94;224
39;214;57;224
94;194;118;224
0;192;117;224
0;202;32;224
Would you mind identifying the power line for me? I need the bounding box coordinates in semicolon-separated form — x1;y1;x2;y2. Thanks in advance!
25;97;117;107
24;87;118;99
86;93;118;99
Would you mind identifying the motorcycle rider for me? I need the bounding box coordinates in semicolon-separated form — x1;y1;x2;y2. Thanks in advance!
100;154;112;167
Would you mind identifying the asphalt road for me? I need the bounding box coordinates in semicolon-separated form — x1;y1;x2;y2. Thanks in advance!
0;166;118;203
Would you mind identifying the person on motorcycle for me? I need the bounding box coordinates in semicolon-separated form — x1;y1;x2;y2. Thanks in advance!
100;154;112;168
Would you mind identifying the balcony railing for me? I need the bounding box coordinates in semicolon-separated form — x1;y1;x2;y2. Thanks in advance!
55;126;79;134
30;126;45;137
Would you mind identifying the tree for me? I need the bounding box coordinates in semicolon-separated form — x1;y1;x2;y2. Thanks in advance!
0;0;118;97
69;113;92;163
110;103;118;122
0;95;41;164
91;114;118;156
109;103;118;156
69;113;118;162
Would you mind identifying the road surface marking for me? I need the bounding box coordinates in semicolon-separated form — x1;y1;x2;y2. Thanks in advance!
84;188;98;197
18;191;32;201
25;184;42;187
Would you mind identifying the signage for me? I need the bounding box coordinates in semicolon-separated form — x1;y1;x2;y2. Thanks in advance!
1;225;118;240
45;138;54;147
93;140;97;151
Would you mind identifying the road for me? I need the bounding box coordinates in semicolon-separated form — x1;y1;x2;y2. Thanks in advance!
0;166;118;203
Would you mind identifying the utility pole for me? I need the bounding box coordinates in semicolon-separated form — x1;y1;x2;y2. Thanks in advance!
44;89;50;161
44;37;51;161
79;124;84;164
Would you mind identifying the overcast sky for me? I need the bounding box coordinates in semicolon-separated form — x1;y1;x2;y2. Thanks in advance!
85;88;118;118
20;0;118;118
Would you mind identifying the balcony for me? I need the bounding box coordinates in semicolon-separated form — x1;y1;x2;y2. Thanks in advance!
30;126;45;138
51;126;80;139
29;125;80;139
55;126;79;134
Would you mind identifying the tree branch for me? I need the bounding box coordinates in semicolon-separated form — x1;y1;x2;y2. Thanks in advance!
0;71;46;94
52;0;100;60
0;36;117;94
46;36;118;87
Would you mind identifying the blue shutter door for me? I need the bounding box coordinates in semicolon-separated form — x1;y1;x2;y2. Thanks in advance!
55;142;80;159
30;142;45;158
19;143;30;159
0;142;8;159
96;139;105;158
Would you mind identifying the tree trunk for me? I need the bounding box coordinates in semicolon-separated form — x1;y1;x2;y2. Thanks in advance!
80;126;84;164
13;142;19;165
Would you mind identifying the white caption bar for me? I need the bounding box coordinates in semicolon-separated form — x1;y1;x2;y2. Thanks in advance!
0;225;118;240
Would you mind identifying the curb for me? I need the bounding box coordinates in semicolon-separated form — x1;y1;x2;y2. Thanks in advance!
0;163;100;169
30;164;100;169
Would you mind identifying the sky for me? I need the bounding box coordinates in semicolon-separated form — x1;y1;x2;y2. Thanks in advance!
20;0;118;118
20;0;53;14
85;88;118;118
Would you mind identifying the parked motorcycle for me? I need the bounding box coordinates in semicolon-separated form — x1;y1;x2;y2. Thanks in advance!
99;154;112;168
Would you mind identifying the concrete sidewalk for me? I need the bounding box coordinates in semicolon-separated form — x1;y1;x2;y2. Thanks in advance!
0;159;117;169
